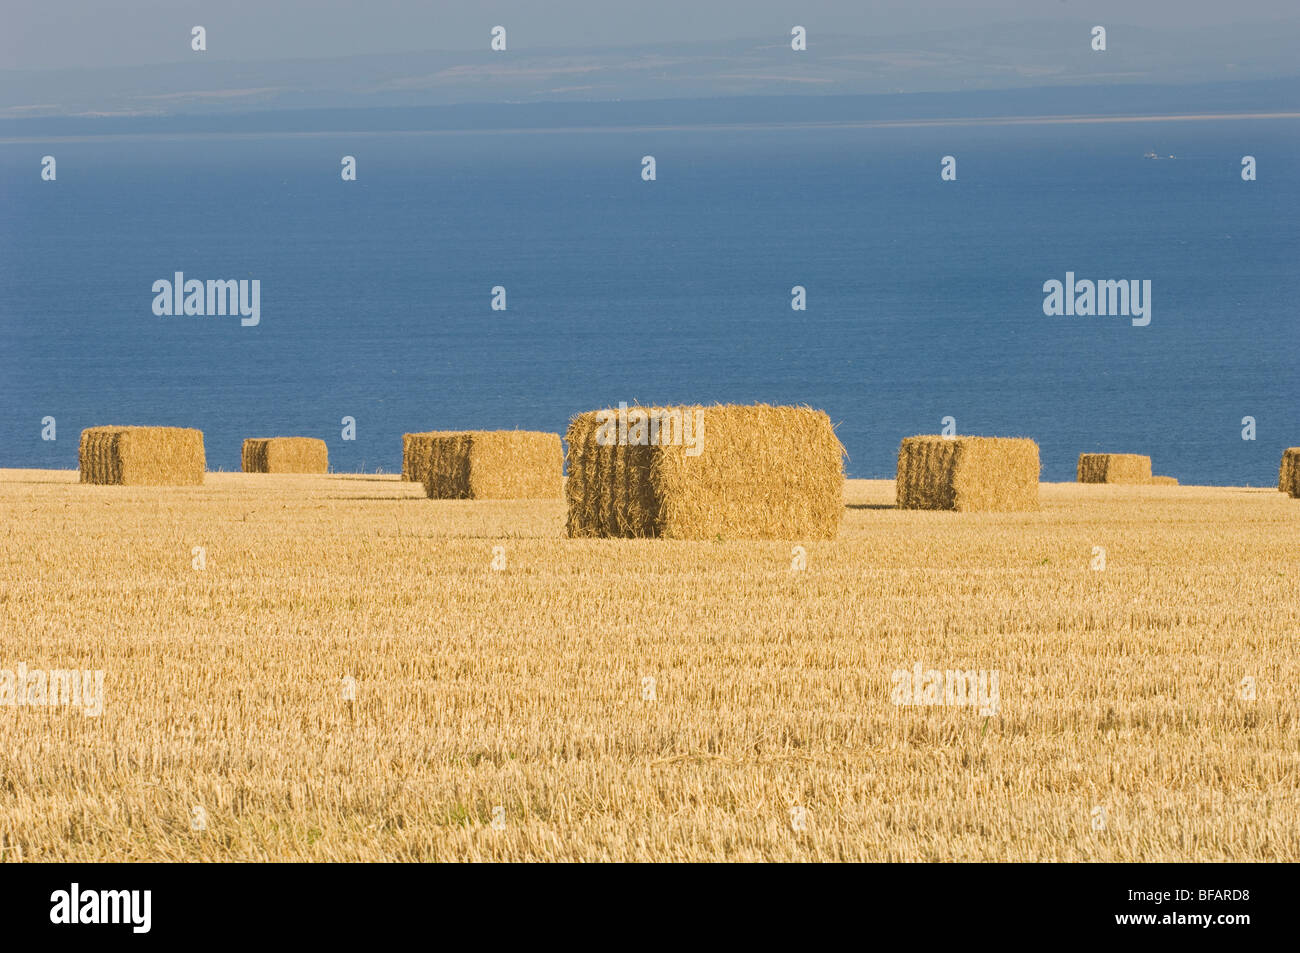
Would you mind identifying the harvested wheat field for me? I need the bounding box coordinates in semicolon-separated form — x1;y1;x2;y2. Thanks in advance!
0;470;1296;862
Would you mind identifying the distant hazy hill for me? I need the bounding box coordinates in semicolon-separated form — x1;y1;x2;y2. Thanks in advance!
3;20;1299;122
3;77;1298;140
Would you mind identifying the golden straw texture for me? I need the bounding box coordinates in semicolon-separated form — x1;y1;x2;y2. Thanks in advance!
79;426;205;486
566;404;844;539
421;431;562;500
1077;453;1153;485
402;432;444;484
241;438;328;474
1279;448;1300;496
896;436;1039;512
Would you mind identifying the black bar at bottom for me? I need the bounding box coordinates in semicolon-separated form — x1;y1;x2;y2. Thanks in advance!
0;862;1280;942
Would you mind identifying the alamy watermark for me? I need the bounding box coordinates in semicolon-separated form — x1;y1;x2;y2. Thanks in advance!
0;663;104;716
594;403;704;456
891;663;1000;716
152;272;260;326
1042;272;1150;326
50;883;150;933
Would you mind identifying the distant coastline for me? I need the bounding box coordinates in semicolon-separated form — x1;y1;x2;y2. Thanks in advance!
6;109;1300;145
3;75;1298;141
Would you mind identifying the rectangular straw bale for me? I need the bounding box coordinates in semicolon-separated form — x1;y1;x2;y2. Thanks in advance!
1077;453;1152;484
1279;448;1300;496
241;437;328;473
563;414;594;536
1151;475;1179;486
896;435;1039;512
403;432;444;483
565;404;845;539
79;426;205;485
421;431;562;499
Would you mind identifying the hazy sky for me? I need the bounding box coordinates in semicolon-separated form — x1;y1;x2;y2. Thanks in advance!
5;0;1298;71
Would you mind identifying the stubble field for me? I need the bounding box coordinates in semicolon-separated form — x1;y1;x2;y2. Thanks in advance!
0;469;1296;861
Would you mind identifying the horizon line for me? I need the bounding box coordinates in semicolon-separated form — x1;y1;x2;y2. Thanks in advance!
4;109;1299;145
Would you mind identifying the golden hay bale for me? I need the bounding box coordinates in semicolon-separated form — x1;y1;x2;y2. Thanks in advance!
421;431;562;499
78;426;205;486
241;437;328;474
1279;448;1300;496
1077;453;1152;484
896;435;1039;512
402;431;444;483
1151;475;1179;486
565;404;845;539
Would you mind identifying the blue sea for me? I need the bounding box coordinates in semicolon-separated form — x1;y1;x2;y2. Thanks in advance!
2;112;1297;483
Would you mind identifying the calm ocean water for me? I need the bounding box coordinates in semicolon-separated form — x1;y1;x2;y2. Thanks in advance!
2;116;1297;483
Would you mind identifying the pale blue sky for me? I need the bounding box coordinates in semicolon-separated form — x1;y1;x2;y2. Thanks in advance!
5;0;1297;70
